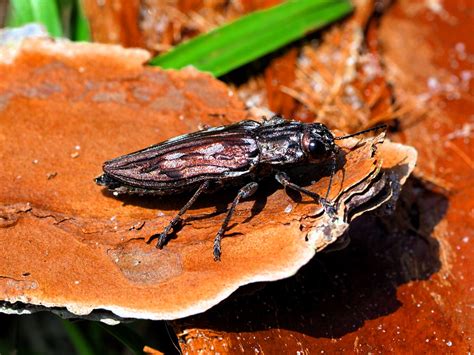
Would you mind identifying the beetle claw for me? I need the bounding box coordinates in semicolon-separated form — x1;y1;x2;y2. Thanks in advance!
320;198;337;216
213;243;222;261
157;233;168;249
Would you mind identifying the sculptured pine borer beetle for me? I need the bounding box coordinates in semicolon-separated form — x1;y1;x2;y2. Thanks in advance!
95;116;385;261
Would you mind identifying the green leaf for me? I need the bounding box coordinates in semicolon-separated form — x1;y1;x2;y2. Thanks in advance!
149;0;353;76
8;0;63;37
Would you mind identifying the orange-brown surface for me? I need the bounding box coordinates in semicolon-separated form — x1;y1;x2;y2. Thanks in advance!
172;1;473;353
1;0;472;352
0;39;413;322
82;0;144;48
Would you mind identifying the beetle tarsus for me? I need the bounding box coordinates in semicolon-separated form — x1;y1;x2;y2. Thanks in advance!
276;171;338;215
213;236;222;261
156;181;210;250
157;218;181;248
157;232;168;249
320;198;337;216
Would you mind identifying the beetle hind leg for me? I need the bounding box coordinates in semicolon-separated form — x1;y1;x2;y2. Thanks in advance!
213;182;259;261
157;180;210;249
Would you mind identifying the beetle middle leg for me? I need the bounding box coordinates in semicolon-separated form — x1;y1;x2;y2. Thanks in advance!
157;180;210;249
213;182;259;261
275;171;336;215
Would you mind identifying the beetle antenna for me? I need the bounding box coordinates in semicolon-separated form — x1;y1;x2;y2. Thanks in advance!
334;124;387;140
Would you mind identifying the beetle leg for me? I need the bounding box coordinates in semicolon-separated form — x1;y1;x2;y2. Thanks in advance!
157;180;210;249
213;182;259;261
275;171;336;215
324;152;337;201
275;171;321;200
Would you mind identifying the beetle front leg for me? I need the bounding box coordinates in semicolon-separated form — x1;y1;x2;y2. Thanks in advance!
213;182;259;261
157;180;210;249
275;171;336;215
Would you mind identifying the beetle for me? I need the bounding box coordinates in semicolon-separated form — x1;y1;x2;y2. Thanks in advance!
96;116;384;260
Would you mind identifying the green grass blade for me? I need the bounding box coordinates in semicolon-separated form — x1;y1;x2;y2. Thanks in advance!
30;0;63;37
98;323;145;355
61;319;96;355
72;0;91;41
8;0;63;37
201;2;352;75
150;0;353;76
7;0;34;27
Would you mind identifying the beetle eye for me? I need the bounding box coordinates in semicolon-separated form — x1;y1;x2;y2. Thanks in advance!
308;139;326;156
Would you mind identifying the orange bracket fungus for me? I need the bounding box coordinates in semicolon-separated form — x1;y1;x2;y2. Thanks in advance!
0;39;416;322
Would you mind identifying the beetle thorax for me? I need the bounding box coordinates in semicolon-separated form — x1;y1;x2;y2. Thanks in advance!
256;130;306;165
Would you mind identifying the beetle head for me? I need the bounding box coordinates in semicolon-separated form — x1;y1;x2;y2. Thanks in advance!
302;124;338;162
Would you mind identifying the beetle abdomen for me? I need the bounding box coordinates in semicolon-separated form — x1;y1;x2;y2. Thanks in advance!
102;128;259;190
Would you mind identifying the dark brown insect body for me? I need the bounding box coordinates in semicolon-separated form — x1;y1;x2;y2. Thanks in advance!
96;116;382;260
